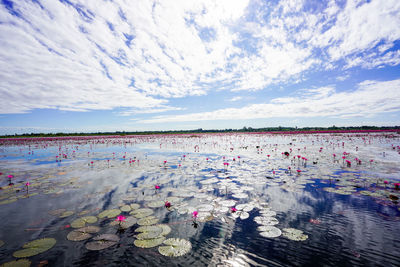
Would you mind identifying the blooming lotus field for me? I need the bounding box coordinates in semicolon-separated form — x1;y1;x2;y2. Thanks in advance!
0;132;399;266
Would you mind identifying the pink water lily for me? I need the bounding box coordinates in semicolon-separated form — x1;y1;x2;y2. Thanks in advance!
25;182;30;186
231;207;237;213
165;201;171;208
155;185;160;190
192;211;198;218
115;215;126;222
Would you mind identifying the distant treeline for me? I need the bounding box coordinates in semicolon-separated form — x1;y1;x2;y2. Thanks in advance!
1;126;399;138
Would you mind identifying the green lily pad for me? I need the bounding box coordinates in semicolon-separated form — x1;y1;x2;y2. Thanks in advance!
133;236;165;248
67;226;100;241
120;205;131;212
97;209;121;219
0;198;17;205
59;211;74;218
130;203;140;210
158;224;171;236
258;226;282;238
109;216;137;229
70;216;98;228
137;216;159;226
49;209;66;216
13;238;56;258
282;228;308;241
135;225;163;239
85;234;119;251
130;208;154;219
147;200;165;208
158;238;192;257
0;259;31;267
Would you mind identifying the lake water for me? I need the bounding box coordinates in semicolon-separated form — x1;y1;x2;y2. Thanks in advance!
0;132;399;266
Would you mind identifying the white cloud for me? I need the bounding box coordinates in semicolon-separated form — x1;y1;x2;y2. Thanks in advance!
138;79;400;123
228;96;243;102
0;0;399;116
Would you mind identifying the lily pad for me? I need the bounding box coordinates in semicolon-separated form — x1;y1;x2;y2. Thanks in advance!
67;226;100;241
158;224;172;236
147;200;165;208
70;216;98;228
258;226;282;238
109;216;137;229
282;228;308;241
134;236;165;248
239;212;249;220
254;216;279;226
13;238;56;258
137;216;159;226
97;209;121;219
130;208;154;218
0;240;4;248
59;211;74;218
0;259;31;267
120;205;131;212
158;238;192;257
85;234;119;251
135;225;163;239
130;203;140;210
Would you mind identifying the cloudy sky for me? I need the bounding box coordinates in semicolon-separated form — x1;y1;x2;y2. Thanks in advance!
1;0;400;134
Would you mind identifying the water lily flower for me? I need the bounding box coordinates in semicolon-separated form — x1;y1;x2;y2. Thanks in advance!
165;201;171;208
25;182;30;186
155;185;160;190
231;207;237;213
192;211;198;218
115;215;126;222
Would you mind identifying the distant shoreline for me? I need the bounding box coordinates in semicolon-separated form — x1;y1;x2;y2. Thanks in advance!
1;127;399;140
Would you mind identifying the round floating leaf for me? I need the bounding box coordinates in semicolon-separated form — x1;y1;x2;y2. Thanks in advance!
158;224;171;236
239;212;249;220
67;226;100;241
130;208;153;219
134;236;165;248
282;228;308;241
120;205;131;212
85;234;119;251
98;209;121;219
110;216;137;229
258;226;282;238
147;200;164;208
137;216;159;226
135;225;163;239
218;200;236;207
197;204;213;212
254;216;279;226
70;216;98;228
259;210;276;217
13;238;56;258
158;238;191;257
48;208;66;216
78;210;90;216
0;259;31;267
0;240;4;248
59;211;74;218
130;203;140;210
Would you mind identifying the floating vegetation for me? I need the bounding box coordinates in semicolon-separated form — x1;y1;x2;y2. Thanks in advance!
254;216;279;226
258;226;282;238
109;216;137;229
85;234;119;251
130;208;154;219
282;228;308;241
13;238;56;258
0;240;4;248
137;216;159;226
120;205;131;212
0;259;31;267
59;211;74;218
147;200;165;208
158;238;192;257
134;236;165;248
67;226;100;241
70;216;98;228
97;209;121;219
135;225;163;239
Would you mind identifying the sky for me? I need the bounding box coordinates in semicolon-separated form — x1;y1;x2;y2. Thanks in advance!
1;0;400;135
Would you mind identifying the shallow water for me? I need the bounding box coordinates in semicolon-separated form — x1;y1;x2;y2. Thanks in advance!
0;133;399;266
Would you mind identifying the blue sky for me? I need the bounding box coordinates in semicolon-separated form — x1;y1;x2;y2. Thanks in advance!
0;0;400;134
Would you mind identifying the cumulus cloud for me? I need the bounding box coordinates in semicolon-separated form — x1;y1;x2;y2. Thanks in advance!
0;0;399;115
138;79;400;123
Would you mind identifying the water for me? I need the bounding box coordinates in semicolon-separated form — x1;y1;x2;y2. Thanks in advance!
0;133;399;266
